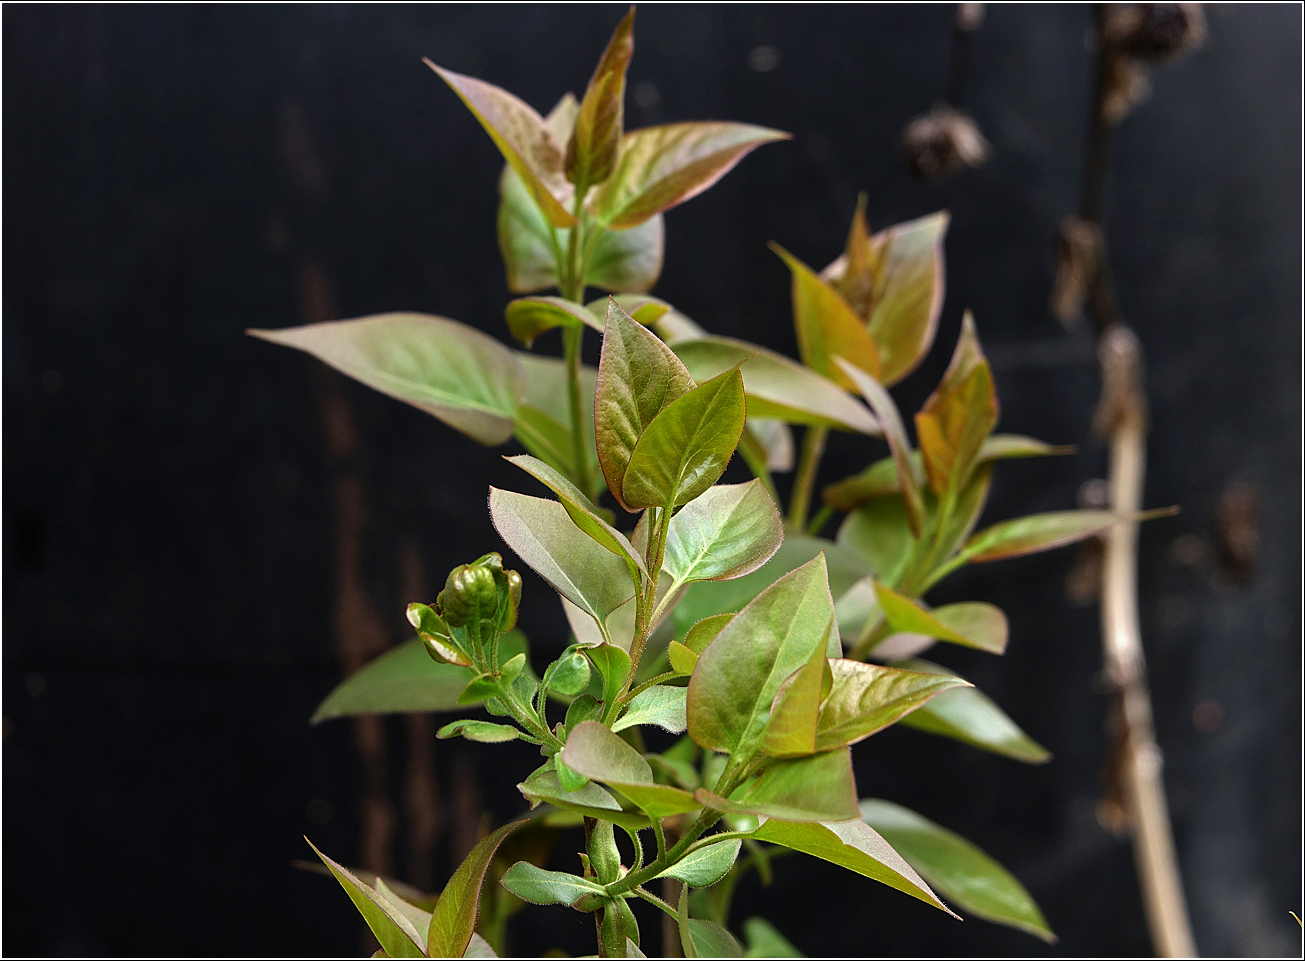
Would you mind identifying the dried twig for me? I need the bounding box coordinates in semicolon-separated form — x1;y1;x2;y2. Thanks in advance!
1063;6;1201;957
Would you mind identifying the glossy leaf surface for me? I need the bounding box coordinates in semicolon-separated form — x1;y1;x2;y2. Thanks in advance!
489;489;635;633
895;659;1051;764
773;244;881;386
663;480;784;585
672;337;880;434
593;122;789;229
428;821;523;958
655;838;742;887
595;301;696;509
250;314;524;446
311;633;527;722
860;799;1056;942
426;61;575;228
622;367;747;509
307;839;427;958
751;817;953;916
687;555;835;760
813;659;970;752
699;747;859;822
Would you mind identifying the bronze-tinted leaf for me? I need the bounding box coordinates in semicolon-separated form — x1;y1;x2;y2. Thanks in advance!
593;122;790;229
566;8;635;189
914;312;997;496
505;296;603;348
773;244;881;387
426;61;575;227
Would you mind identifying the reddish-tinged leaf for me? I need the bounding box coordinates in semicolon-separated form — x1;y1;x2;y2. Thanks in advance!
504;296;603;348
566;8;635;189
915;312;997;495
426;61;575;228
959;508;1176;564
427;821;523;957
813;659;969;751
593;122;790;229
773;243;881;386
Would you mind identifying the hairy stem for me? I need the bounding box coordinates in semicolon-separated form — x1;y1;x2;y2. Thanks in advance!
787;424;829;530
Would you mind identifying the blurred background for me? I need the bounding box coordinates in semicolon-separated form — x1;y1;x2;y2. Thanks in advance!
4;4;1300;957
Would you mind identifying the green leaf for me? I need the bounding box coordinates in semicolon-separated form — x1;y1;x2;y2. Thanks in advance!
518;762;649;831
593;122;789;229
684;919;743;959
743;417;795;471
544;649;592;698
894;659;1051;764
566;8;635;189
759;621;833;757
504;296;602;348
489;489;635;635
499;862;607;907
249;314;524;446
687;555;836;761
836;497;914;583
588;217;665;293
834;359;926;537
930;463;994;573
977;433;1074;461
622;367;747;509
425;61;575;228
306;838;428;958
505;454;648;579
555;756;591;793
914;312;998;496
437;719;520;744
311;633;527;723
613;685;688;733
516;351;599;496
565;693;604;733
672;337;880;434
428;821;523;958
859;799;1056;942
750;817;954;916
663;480;784;586
772;244;881;386
373;875;435;938
514;405;578;482
669;613;733;675
562;721;701;818
673;535;868;641
698;748;859;822
813;659;970;752
596;300;697;509
656;838;742;887
585;643;632;713
742;918;803;958
872;582;1007;654
958;509;1155;565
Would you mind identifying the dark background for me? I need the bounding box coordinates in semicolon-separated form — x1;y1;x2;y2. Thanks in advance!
4;4;1301;957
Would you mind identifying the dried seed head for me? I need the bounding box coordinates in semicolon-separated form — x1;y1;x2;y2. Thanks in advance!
1051;217;1102;326
901;106;989;181
1104;3;1206;63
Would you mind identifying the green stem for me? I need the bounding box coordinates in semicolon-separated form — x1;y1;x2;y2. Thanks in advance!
631;886;679;919
806;504;835;537
621;671;680;707
562;323;590;494
626;507;670;691
787;424;829;530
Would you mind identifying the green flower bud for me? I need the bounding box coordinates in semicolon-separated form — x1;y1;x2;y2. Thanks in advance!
438;563;497;627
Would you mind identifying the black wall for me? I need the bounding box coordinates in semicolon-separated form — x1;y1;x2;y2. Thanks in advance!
4;5;1300;957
